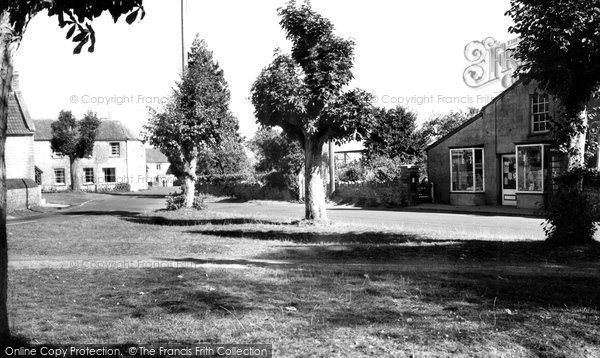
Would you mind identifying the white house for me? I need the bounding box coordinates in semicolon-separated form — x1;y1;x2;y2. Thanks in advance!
34;120;147;191
145;147;176;187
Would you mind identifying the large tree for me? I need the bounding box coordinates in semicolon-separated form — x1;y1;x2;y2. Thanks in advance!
364;106;423;162
0;0;144;344
507;0;600;167
144;37;236;208
51;110;100;190
251;2;373;221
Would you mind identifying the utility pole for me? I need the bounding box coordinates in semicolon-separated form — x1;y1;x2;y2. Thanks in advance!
181;0;185;72
328;141;335;197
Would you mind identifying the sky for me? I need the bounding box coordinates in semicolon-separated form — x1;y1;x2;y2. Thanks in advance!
15;0;515;140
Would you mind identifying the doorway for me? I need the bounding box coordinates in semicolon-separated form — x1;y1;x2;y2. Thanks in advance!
502;154;517;206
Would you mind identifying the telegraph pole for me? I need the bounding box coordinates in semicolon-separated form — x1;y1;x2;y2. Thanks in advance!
181;0;185;72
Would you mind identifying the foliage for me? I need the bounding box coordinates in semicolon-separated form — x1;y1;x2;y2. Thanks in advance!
251;1;374;219
250;128;304;175
2;0;144;54
363;106;424;162
143;37;234;171
506;0;600;150
165;192;206;211
250;128;304;197
336;161;365;183
51;110;100;160
197;132;252;179
419;108;479;145
543;168;600;244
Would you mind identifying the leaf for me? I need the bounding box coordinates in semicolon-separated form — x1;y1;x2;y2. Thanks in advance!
73;41;85;55
126;10;139;25
72;31;87;43
66;25;76;40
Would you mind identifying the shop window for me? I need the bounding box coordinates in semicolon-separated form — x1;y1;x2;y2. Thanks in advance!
450;148;484;192
516;144;544;193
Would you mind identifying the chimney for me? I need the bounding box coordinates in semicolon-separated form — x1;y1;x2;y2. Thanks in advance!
11;71;19;92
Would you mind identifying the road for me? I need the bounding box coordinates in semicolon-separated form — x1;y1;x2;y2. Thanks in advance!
9;188;546;241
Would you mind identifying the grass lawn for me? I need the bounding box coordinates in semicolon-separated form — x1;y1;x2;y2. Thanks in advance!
7;209;600;357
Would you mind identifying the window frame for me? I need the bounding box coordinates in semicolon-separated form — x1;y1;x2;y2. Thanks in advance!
109;142;121;157
530;93;550;134
54;168;66;185
515;144;545;194
103;167;117;183
449;147;485;193
83;168;95;184
156;164;161;170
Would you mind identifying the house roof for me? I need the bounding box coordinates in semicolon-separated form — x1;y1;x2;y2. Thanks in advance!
425;78;525;152
8;91;35;136
146;148;169;163
33;119;139;141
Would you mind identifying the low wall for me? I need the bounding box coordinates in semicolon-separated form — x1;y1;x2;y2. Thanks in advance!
198;182;294;201
7;178;41;212
334;166;420;207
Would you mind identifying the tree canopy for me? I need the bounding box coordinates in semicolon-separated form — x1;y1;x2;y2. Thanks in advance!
251;1;374;220
507;0;600;157
143;37;239;207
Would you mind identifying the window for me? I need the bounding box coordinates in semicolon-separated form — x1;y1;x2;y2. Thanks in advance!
531;94;550;133
516;144;544;193
52;150;64;159
54;168;66;185
103;168;116;183
83;168;94;184
156;164;161;170
450;148;484;192
110;142;120;157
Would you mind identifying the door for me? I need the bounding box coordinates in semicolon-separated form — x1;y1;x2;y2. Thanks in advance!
502;154;517;206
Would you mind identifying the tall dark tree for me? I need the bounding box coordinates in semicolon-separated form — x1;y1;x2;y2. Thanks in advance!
51;110;101;190
251;1;374;221
507;0;600;167
250;128;304;176
0;0;144;343
144;37;237;207
364;106;423;162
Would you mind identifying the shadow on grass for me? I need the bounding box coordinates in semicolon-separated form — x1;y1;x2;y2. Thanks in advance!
123;216;289;226
61;210;141;218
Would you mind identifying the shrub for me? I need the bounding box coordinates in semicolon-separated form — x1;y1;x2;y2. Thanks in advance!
337;161;366;183
543;168;600;244
166;192;207;211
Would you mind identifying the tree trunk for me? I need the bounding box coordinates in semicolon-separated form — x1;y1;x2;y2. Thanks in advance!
304;140;328;221
182;155;198;208
70;157;81;191
568;108;588;169
0;10;16;345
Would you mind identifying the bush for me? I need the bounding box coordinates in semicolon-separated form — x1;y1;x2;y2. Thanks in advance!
543;168;600;244
166;192;207;211
337;161;366;183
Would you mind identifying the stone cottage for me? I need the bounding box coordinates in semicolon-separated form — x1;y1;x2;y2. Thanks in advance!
6;74;41;211
425;79;595;209
145;147;176;187
34;120;147;191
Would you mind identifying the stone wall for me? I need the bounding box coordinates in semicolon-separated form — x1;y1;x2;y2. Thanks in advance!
334;166;420;207
7;179;41;212
198;182;294;201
